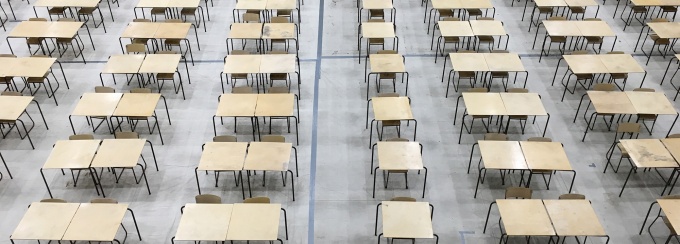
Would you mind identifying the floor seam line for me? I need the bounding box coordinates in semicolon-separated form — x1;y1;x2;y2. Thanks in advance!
308;0;324;242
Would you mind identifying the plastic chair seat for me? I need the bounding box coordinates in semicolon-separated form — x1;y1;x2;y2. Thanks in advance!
157;73;174;80
550;36;567;43
382;120;400;126
78;7;96;14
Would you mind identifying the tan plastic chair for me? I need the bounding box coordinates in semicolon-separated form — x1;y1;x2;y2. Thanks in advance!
244;197;271;203
668;134;680;138
527;137;552;142
632;88;658;134
593;83;616;91
369;9;384;19
131;88;152;93
90;198;118;203
1;91;22;96
261;135;286;143
69;134;94;140
268;86;290;94
40;198;67;203
151;7;168;21
213;135;237;142
95;86;115;93
115;132;140;139
376;93;401;140
390;197;416;202
195;194;222;203
505;187;532;199
484;133;507;141
243;13;260;23
125;44;146;54
558;194;586;199
232;86;253;94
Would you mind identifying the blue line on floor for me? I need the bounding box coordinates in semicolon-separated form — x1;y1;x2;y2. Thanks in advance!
308;0;325;243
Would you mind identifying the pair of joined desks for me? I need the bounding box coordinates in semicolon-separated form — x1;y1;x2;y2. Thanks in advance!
358;0;396;24
431;20;509;57
455;93;548;143
197;141;298;200
366;96;417;147
635;22;680;65
524;0;599;30
69;92;171;144
575;91;677;141
11;202;141;243
221;54;300;96
374;201;439;243
119;21;200;64
617;0;680;26
369;141;428;198
41;138;158;198
556;53;646;100
357;21;398;63
442;52;527;95
134;0;206;30
533;20;617;61
233;0;300;24
425;0;495;30
226;22;299;54
33;0;113;31
172;203;288;243
606;139;680;197
485;199;608;244
470;140;574;197
214;93;300;144
101;54;188;99
7;21;95;63
364;53;408;100
0;95;47;150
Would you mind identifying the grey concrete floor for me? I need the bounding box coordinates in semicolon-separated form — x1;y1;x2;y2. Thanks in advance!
0;0;679;243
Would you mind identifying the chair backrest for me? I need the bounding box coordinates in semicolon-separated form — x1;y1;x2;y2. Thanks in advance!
165;19;183;23
29;18;47;21
584;18;601;21
651;18;670;23
95;86;115;93
377;93;399;97
662;195;680;199
40;198;67;203
195;194;222;203
668;134;680;139
490;50;509;53
232;87;253;94
125;44;146;54
115;132;140;139
558;194;586;200
69;134;94;140
592;83;615;91
467;87;488;93
527;137;552;142
385;138;409;142
268;50;288;54
377;50;398;54
457;50;476;53
367;19;385;23
90;198;118;203
390;197;417;202
133;19;151;22
477;17;494;20
243;197;271;203
607;51;625;54
157;50;178;54
633;88;655;92
130;88;152;93
442;17;460;21
231;50;250;55
58;18;76;22
1;91;22;96
268;87;289;94
0;54;17;57
617;123;641;133
213;135;237;142
570;50;589;55
243;13;260;23
547;16;567;21
31;55;50;58
261;135;286;143
271;16;289;23
507;88;528;93
505;187;532;199
484;133;507;141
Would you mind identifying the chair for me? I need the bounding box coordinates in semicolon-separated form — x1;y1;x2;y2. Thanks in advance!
95;86;115;93
568;6;586;20
643;18;672;64
376;93;401;141
277;9;294;23
527;137;555;189
244;197;271;203
390;196;416;202
69;134;95;140
505;187;532;199
242;12;260;23
115;131;140;139
90;198;118;203
269;17;290;51
23;56;61;105
622;5;649;31
605;123;640;173
369;9;384;20
615;123;641;142
656;5;678;20
40;198;67;203
228;50;252;88
261;135;286;143
558;193;586;199
505;88;531;134
466;8;484;20
232;86;253;94
26;18;49;55
668;134;680;139
47;6;68;21
195;194;222;203
560;50;594;101
484;133;507;141
0;54;18;91
213;135;237;142
180;7;204;31
374;50;399;94
1;91;21;96
268;86;290;94
77;1;106;32
632;88;658;134
125;44;146;54
384;137;411;189
55;18;86;63
150;7;168;22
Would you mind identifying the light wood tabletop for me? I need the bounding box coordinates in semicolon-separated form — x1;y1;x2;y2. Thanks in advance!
361;22;396;38
544;200;606;236
470;20;507;36
437;21;474;37
260;54;296;73
167;0;200;8
228;23;263;39
139;54;182;74
266;0;296;9
625;91;676;115
121;22;159;39
543;21;581;37
449;53;489;72
101;55;145;74
235;0;267;10
563;55;609;74
497;199;556;236
11;202;80;240
632;0;680;6
62;203;128;241
0;57;56;77
71;93;123;117
500;93;547;116
662;138;680;163
44;22;83;38
575;21;616;37
483;53;525;72
43;140;101;169
431;0;457;9
382;201;433;239
35;0;99;7
363;0;393;9
244;142;292;171
377;141;423;170
174;203;233;241
262;23;296;39
620;139;679;168
216;94;258;117
520;141;572;171
479;141;528;169
0;96;34;120
658;199;680;231
647;22;680;39
564;0;598;6
586;91;637;114
462;93;506;116
154;23;191;39
136;0;169;7
255;94;295;117
369;54;405;73
599;54;645;74
372;97;414;121
456;0;493;8
91;139;146;168
199;142;249;171
9;21;83;38
535;0;568;7
227;203;282;241
223;54;261;74
113;93;161;117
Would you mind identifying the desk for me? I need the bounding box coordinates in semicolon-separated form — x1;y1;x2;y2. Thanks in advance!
442;53;528;94
521;141;576;192
139;54;187;99
472;141;527;197
616;139;679;196
254;94;300;144
244;142;298;200
357;22;398;64
525;0;599;29
358;0;395;23
173;203;233;242
220;54;300;96
69;93;122;134
432;21;474;60
470;20;509;50
535;20;617;61
119;22;200;65
195;142;248;198
112;93;170;145
90;139;154;197
7;21;94;63
213;94;258;139
366;97;416;147
619;0;680;28
40;139;101;198
370;141;428;198
0;95;47;149
10;202;80;241
425;0;495;32
134;0;205;30
544;199;609;242
557;54;647;100
496;199;555;242
226;23;263;54
640;199;680;240
233;0;266;22
0;56;66;87
364;54;409;100
62;203;129;242
266;0;301;24
375;201;438;243
636;22;680;65
227;203;284;241
262;23;299;53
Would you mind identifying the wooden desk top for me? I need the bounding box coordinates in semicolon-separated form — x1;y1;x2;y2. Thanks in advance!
632;0;680;6
543;20;581;37
658;199;680;232
112;93;161;117
483;53;525;72
470;20;507;36
259;54;296;73
620;139;679;168
599;54;645;74
372;97;414;121
369;54;406;73
91;139;146;168
500;93;547;116
543;200;606;236
262;23;296;39
223;54;261;74
9;21;82;38
462;93;506;116
71;93;122;117
0;96;34;121
535;0;568;7
479;141;527;169
648;22;680;39
520;141;572;171
121;22;159;39
35;0;99;7
11;202;80;240
497;199;556;236
456;0;494;8
438;21;474;37
266;0;296;9
43;140;101;169
167;0;200;8
244;142;293;171
255;93;295;117
139;54;181;74
216;94;258;117
382;201;434;239
575;21;616;37
662;139;680;163
136;0;169;8
565;0;599;6
626;91;676;115
154;23;191;39
227;203;282;241
449;53;488;72
62;203;128;241
361;22;396;38
586;91;637;114
377;141;423;170
228;23;263;39
199;142;249;171
0;57;56;78
563;54;609;74
431;0;456;9
101;55;145;74
174;203;233;241
235;0;267;10
363;0;393;9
